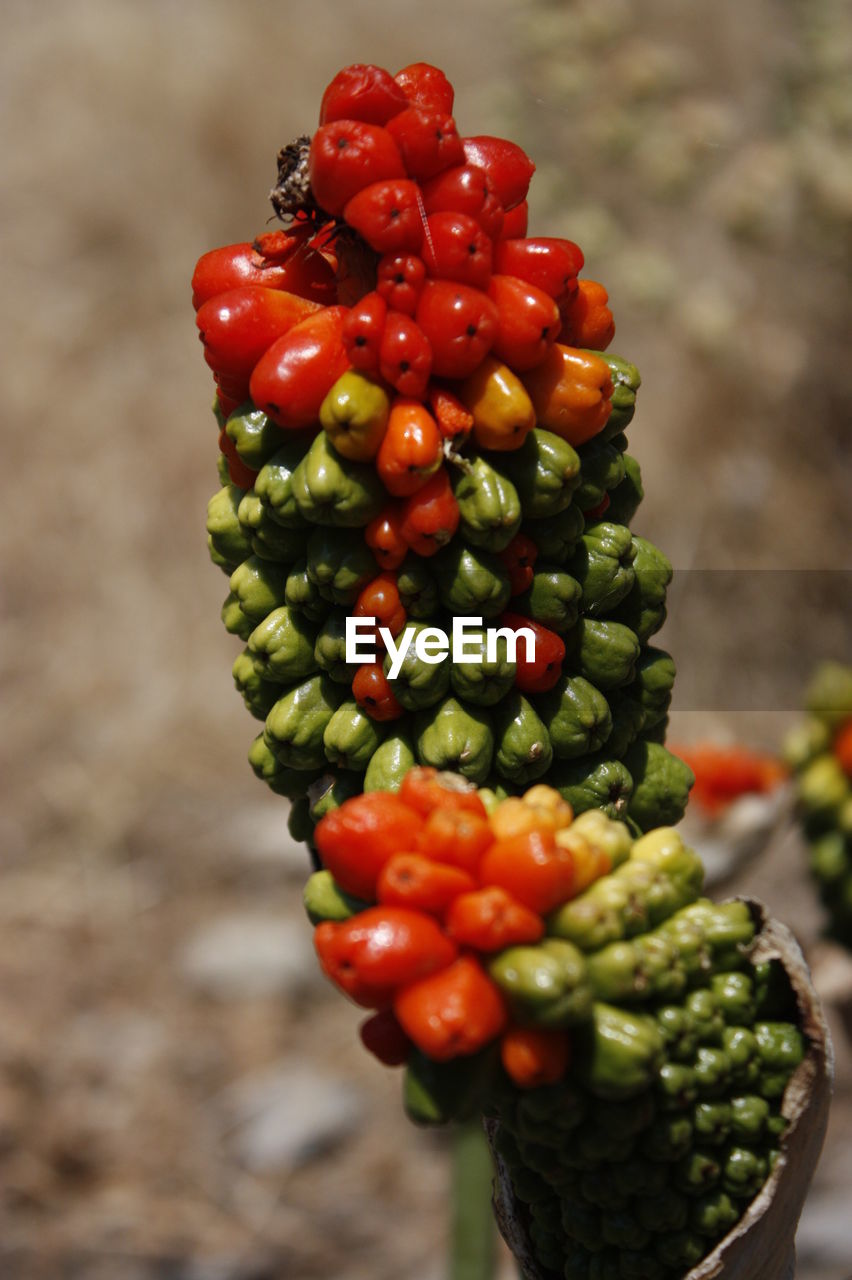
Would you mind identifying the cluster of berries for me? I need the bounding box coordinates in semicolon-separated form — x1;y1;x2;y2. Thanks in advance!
194;60;615;492
308;767;622;1086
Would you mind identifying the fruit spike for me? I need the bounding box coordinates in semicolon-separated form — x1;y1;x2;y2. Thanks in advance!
193;61;833;1280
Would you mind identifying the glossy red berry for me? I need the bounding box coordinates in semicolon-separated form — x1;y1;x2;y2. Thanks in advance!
498;201;529;239
501;613;566;693
378;312;433;398
342;291;387;373
394;63;454;114
249;306;349;430
461;136;535;210
190;227;333;310
352;662;405;721
420;164;504;240
359;1010;411;1066
421;211;493;290
398;467;460;556
487;274;561;371
386;107;465;180
498;533;539;596
343;178;424;253
196;286;321;381
494;237;584;301
309;120;405;216
377;253;427;315
320;64;408;125
415;280;498;379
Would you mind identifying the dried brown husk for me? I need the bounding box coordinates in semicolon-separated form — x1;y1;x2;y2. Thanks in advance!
487;898;833;1280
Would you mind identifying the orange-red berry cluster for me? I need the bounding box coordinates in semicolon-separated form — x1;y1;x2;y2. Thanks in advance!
313;768;614;1087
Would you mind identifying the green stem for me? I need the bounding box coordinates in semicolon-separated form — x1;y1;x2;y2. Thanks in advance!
450;1119;497;1280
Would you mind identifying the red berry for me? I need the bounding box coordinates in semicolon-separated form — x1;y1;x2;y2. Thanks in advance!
494;237;583;301
343;178;424;253
487;274;561;371
421;211;493;290
498;532;539;596
377;253;426;315
359;1010;411;1066
365;505;409;570
501;612;566;693
309;120;405;217
559;279;615;350
354;573;407;644
420;164;504;240
320;64;408;125
394;63;454;115
427;384;474;440
342;291;387;373
498;201;529;240
191;229;322;310
379;311;433;399
415;280;498;379
196;285;321;381
399;467;460;556
249;306;349;430
386;107;465;180
461;136;535;210
352;662;405;721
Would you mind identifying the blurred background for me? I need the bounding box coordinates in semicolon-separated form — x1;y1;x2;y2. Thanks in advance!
1;0;851;1276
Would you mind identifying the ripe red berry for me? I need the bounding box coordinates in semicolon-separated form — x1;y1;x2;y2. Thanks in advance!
196;286;322;381
249;306;349;430
487;274;561;371
427;384;474;440
498;201;529;240
498;532;539;596
309;120;405;217
415;280;498;379
394;63;454;115
354;573;407;643
379;311;433;398
399;467;460;556
501;613;566;693
352;662;405;721
386;107;465;180
359;1010;411;1066
342;291;387;373
377;253;427;315
559;279;616;350
494;237;583;301
420;165;505;240
365;505;409;570
461;136;535;210
320;64;408;125
191;228;327;310
343;178;424;253
421;211;493;290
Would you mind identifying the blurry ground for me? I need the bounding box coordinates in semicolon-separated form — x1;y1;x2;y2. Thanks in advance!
1;0;851;1276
